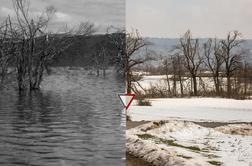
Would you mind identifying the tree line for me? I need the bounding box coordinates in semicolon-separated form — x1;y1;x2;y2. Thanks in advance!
2;1;250;99
130;30;252;99
0;0;95;91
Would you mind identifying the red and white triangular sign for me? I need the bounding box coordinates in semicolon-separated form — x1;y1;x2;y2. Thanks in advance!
118;93;135;110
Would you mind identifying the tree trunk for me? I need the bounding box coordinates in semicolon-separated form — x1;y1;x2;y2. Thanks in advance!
192;75;198;96
178;57;184;97
173;74;177;96
17;41;27;91
227;74;231;98
166;73;171;97
244;65;248;96
179;76;184;97
28;38;35;90
213;74;220;95
96;69;99;76
103;66;106;78
17;64;26;91
126;72;131;93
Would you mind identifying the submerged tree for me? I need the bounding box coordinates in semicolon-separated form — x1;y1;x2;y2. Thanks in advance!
0;17;16;85
107;27;126;75
93;40;110;77
0;0;95;91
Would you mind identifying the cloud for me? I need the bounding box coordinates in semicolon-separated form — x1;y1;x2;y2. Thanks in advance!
0;0;125;33
127;0;252;39
0;7;15;17
54;12;72;22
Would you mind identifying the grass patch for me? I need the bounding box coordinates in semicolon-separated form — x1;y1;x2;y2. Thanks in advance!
207;154;220;159
137;134;201;152
137;134;156;140
160;138;201;151
202;148;210;152
207;160;222;166
177;155;192;159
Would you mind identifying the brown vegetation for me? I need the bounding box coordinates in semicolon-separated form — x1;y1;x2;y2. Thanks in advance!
131;30;252;100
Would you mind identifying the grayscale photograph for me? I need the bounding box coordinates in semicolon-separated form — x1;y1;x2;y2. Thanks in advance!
0;0;125;165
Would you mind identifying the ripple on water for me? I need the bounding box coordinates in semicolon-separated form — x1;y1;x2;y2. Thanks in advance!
0;69;125;166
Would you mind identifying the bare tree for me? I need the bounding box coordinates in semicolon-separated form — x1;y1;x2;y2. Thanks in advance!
93;40;109;77
162;58;172;96
170;54;183;97
0;17;15;85
179;30;203;96
162;52;185;97
109;28;152;93
10;0;95;90
220;31;243;97
242;62;250;97
107;27;126;75
203;38;224;95
176;53;185;96
10;0;56;89
125;30;154;93
93;47;101;76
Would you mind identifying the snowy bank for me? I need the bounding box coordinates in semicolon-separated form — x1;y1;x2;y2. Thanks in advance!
128;98;252;122
126;120;252;166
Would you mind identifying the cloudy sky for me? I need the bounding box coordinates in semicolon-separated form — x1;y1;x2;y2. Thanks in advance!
127;0;252;39
0;0;125;33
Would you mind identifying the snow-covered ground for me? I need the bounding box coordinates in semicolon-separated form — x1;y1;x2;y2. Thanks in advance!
127;121;252;166
128;75;252;165
128;98;252;122
134;75;252;96
134;75;218;93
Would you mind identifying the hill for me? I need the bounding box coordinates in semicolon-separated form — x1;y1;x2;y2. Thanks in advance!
144;37;252;62
52;34;120;67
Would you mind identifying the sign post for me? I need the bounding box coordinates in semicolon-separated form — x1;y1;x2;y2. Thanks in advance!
118;93;135;111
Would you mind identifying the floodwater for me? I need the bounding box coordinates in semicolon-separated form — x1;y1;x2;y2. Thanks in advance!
0;68;125;166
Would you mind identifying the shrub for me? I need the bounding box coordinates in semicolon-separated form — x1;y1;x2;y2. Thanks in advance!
126;114;132;121
136;95;151;106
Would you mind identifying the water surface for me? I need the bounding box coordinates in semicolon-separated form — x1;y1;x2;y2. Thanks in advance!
0;68;125;166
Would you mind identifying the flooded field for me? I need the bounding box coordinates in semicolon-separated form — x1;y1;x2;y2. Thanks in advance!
0;68;125;166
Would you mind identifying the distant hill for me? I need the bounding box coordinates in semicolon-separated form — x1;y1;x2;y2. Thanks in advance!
51;35;252;67
52;34;120;67
145;37;252;58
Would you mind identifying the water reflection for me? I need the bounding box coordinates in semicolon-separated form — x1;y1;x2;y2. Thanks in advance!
0;69;125;166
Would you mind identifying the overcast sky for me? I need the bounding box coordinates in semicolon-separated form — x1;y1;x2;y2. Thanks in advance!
126;0;252;39
0;0;125;33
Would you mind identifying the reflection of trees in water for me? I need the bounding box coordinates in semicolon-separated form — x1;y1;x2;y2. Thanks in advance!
0;73;125;165
15;90;58;125
14;90;95;128
9;90;99;165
